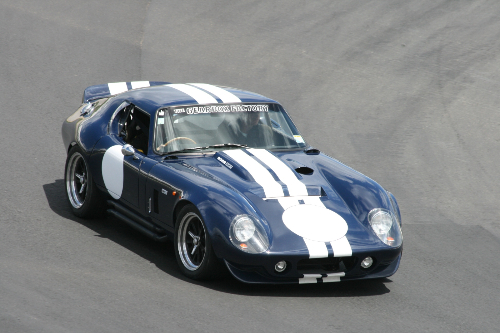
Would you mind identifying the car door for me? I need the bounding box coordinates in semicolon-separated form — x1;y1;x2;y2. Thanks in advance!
89;102;150;211
144;161;180;231
120;149;145;209
143;107;180;231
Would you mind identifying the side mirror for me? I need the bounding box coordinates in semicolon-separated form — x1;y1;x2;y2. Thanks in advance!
121;144;136;156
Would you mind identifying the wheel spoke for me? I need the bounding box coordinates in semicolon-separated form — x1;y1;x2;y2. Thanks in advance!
67;153;90;209
79;182;86;194
191;244;198;255
179;213;208;270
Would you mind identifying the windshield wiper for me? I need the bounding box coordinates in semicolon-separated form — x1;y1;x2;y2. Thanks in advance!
166;143;247;155
206;143;248;149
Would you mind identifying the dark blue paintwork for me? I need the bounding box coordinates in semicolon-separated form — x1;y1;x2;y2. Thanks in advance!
62;83;403;284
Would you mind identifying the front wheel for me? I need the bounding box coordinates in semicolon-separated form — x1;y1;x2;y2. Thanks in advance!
174;205;224;280
65;145;106;218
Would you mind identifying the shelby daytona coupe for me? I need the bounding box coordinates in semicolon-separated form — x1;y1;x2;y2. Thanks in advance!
62;81;403;284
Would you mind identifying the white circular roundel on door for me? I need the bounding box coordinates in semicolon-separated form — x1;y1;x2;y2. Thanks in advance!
282;204;348;242
102;145;124;199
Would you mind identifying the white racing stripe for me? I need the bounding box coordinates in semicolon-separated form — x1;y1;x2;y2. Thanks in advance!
303;238;329;258
276;196;300;210
189;83;241;103
223;149;353;262
302;196;325;207
267;195;318;201
167;83;218;104
108;82;128;95
299;274;322;284
330;236;352;257
131;81;150;89
282;205;348;242
102;145;124;199
249;149;308;196
276;197;330;259
277;195;353;259
223;149;284;198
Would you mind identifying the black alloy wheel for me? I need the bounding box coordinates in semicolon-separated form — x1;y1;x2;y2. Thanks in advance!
64;145;106;218
66;151;88;209
177;211;207;270
174;205;225;280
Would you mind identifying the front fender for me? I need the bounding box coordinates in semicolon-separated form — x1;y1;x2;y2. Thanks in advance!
313;154;393;225
156;161;271;258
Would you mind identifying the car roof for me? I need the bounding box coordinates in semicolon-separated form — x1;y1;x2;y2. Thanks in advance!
115;83;279;116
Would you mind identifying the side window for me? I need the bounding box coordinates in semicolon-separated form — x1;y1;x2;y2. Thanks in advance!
108;102;130;136
109;103;150;154
123;107;150;154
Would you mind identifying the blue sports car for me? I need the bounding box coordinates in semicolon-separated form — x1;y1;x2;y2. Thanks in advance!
62;81;403;284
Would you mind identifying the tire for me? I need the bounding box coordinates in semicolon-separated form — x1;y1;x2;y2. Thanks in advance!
65;145;106;218
174;205;224;280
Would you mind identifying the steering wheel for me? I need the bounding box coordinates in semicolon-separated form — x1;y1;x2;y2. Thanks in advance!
158;137;196;149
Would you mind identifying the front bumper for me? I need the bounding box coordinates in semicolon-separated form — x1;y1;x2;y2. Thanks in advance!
222;245;403;284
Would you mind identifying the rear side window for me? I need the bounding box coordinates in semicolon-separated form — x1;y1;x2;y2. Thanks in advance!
109;103;150;154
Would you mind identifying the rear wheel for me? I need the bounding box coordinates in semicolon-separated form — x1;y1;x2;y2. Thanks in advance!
174;205;224;280
65;145;106;218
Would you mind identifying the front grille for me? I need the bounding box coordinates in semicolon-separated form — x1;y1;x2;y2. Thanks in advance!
297;257;356;274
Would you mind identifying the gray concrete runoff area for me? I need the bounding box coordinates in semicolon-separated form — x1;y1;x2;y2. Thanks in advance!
1;1;499;332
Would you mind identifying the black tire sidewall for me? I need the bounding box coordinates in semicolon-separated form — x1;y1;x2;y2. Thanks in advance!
65;145;105;218
174;205;222;280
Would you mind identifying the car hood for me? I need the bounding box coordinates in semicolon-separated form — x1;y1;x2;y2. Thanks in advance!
179;148;391;254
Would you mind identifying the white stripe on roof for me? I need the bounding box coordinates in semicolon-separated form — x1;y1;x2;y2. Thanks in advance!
167;84;218;104
131;81;150;89
189;83;241;103
108;82;128;95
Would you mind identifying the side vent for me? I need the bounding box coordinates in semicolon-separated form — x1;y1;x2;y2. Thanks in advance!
153;190;159;214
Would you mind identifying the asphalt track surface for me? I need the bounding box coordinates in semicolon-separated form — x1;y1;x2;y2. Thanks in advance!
1;1;499;332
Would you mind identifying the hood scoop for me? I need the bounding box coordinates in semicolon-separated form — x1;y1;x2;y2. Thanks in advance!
213;149;323;199
295;166;314;175
286;159;314;175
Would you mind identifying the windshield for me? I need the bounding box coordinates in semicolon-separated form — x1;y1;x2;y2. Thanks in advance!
154;103;306;154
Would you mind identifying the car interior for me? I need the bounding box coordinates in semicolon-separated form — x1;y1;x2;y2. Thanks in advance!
118;105;150;154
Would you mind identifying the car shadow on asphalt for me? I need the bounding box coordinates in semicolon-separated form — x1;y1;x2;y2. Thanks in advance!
43;179;391;298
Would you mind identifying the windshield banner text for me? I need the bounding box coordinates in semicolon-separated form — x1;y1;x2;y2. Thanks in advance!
173;104;269;115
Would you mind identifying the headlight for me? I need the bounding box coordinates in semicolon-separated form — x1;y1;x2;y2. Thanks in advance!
233;216;256;242
229;215;269;253
368;208;402;247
